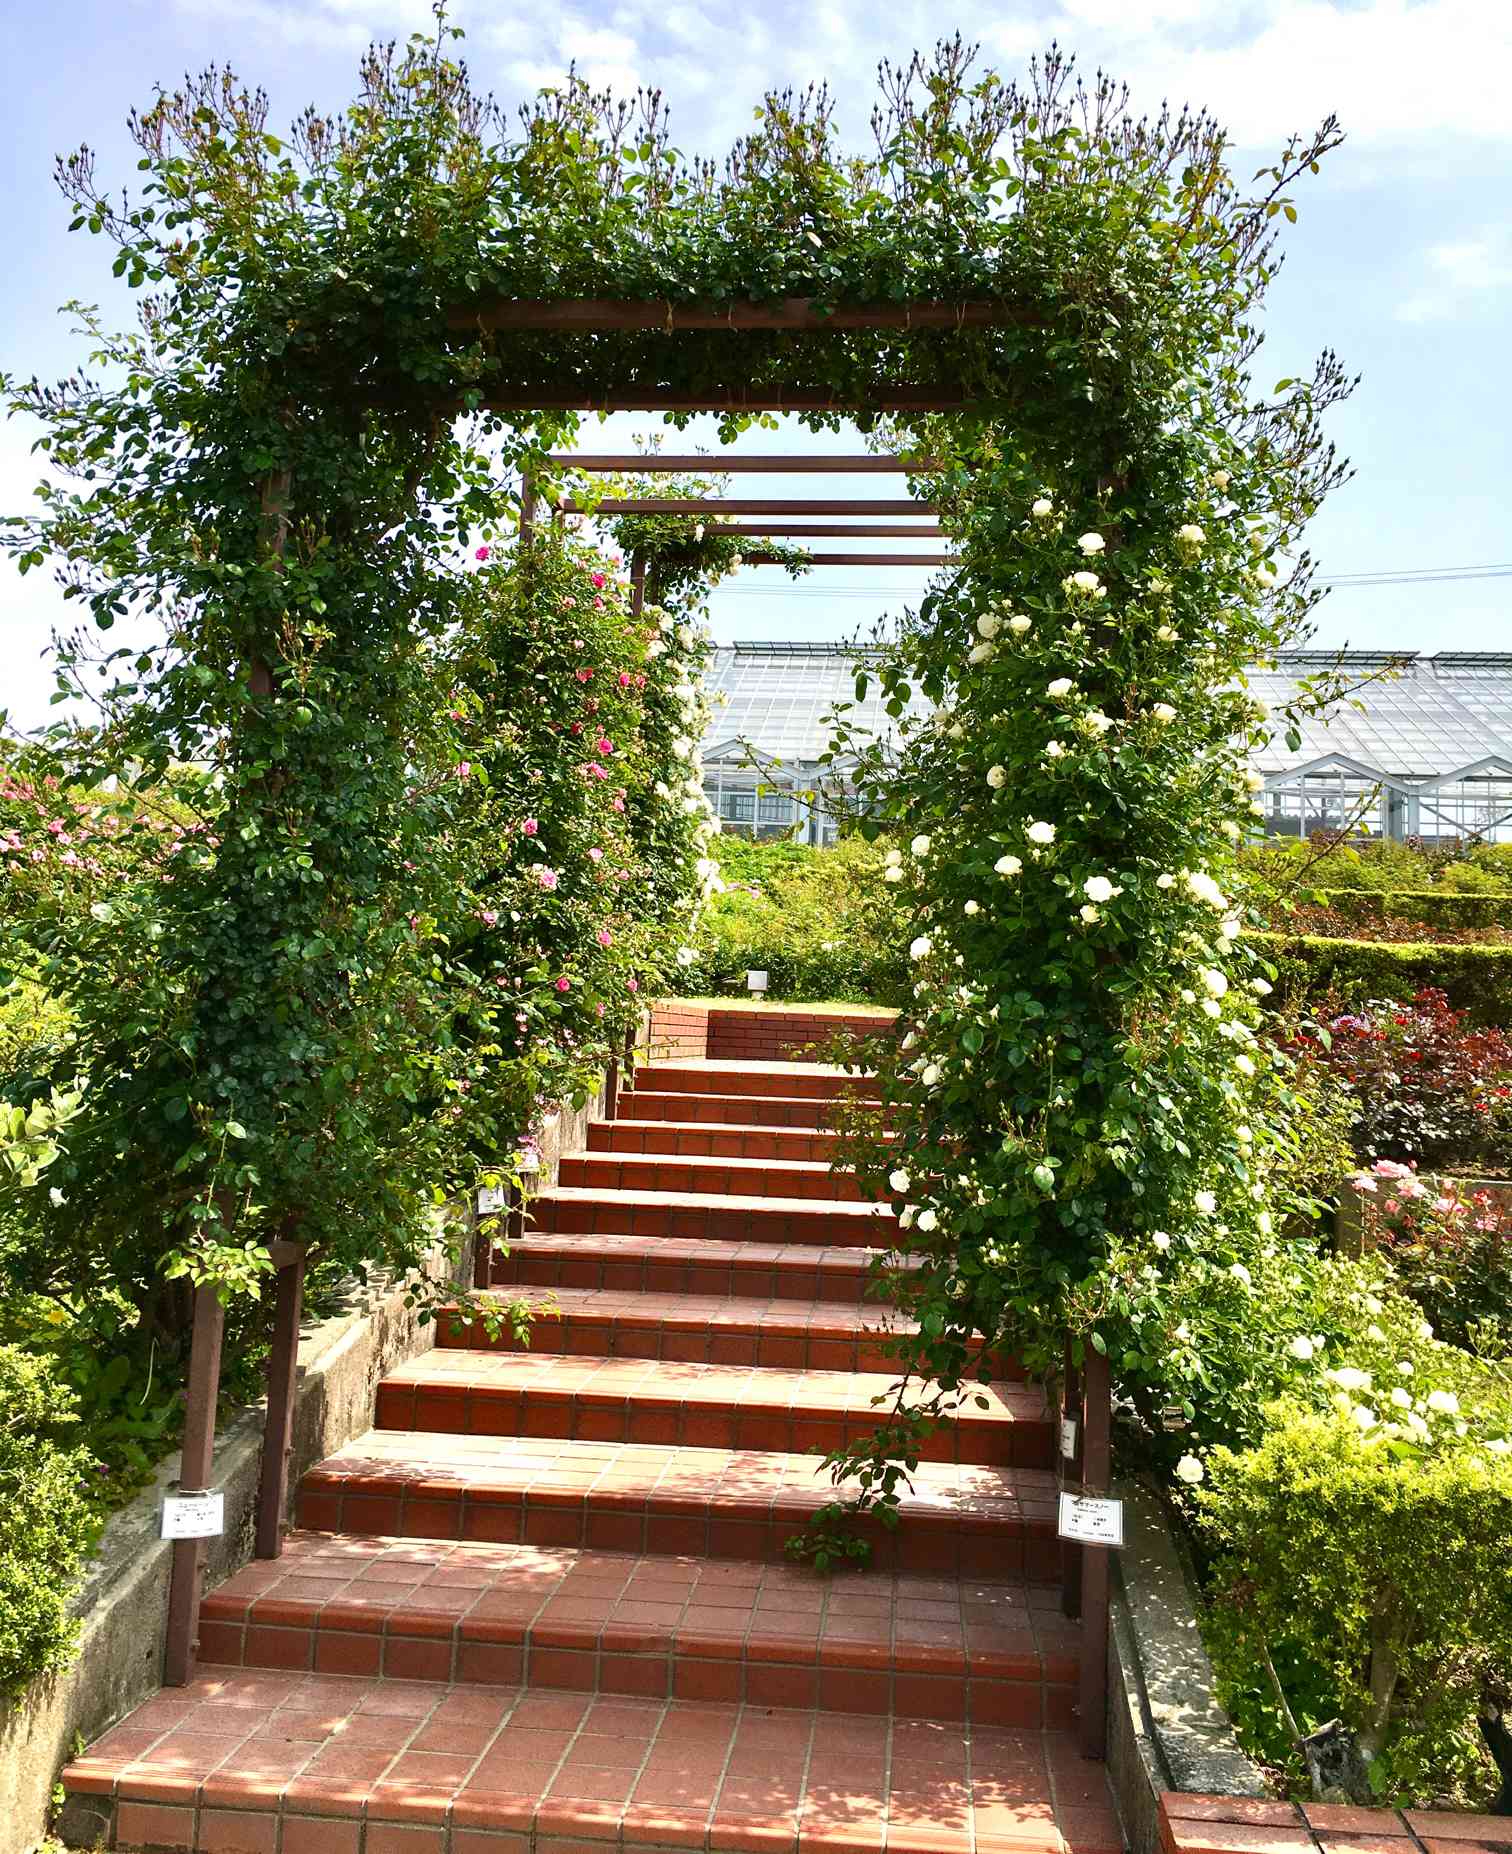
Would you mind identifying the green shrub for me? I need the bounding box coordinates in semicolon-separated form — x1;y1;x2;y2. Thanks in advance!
1303;889;1512;932
0;1346;99;1697
1199;1392;1512;1805
1257;930;1512;1024
701;837;908;1003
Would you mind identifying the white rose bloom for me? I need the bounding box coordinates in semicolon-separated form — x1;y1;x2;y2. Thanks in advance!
1152;1231;1171;1252
1256;1212;1273;1235
964;899;980;916
1077;903;1100;924
1397;1359;1415;1377
1156;873;1176;890
890;1169;911;1193
1008;615;1032;635
884;866;904;883
909;935;933;960
1031;497;1055;519
1426;1389;1460;1415
987;765;1007;789
1078;532;1106;555
1250;977;1273;996
1234;1053;1257;1077
1199;967;1229;999
1151;703;1177;723
912;835;932;856
1230;1263;1252;1287
1390;1387;1413;1410
1085;711;1114;735
920;1063;942;1086
1046;678;1074;698
1026;821;1056;846
977;614;1001;639
969;642;997;664
1183;870;1228;910
995;854;1023;877
1243;769;1265;792
1211;470;1231;490
916;1208;938;1232
1177;523;1205;549
1220;918;1242;941
1202;999;1222;1019
948;722;966;739
1084;876;1116;903
1288;1336;1315;1361
1044;739;1066;760
676;946;697;966
885;848;902;866
1180;988;1197;1004
1175;1455;1205;1485
1069;570;1104;595
1156;625;1180;642
1195;1191;1218;1215
898;1206;916;1229
1326;1367;1372;1392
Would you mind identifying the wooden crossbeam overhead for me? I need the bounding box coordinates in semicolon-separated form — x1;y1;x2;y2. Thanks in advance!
546;454;940;474
711;523;946;538
552;498;933;516
743;551;955;567
448;298;1020;333
467;387;970;412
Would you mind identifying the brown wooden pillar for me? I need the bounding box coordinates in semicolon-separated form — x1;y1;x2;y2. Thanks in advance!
1078;1346;1113;1759
163;1282;226;1686
254;1242;306;1560
519;475;536;547
630;550;646;620
1060;1335;1084;1620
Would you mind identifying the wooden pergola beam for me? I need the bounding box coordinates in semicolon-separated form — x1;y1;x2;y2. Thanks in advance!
546;454;941;473
742;551;955;567
462;387;971;412
447;298;1024;333
551;497;933;516
707;522;946;538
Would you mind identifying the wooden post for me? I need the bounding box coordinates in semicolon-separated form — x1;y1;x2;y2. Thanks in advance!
254;1243;306;1560
1078;1346;1113;1759
604;1052;620;1122
519;475;536;547
1060;1336;1084;1620
163;1282;226;1686
630;550;646;620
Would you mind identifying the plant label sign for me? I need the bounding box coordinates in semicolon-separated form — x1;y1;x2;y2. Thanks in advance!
1059;1416;1078;1460
1057;1492;1124;1549
477;1185;507;1214
161;1492;225;1541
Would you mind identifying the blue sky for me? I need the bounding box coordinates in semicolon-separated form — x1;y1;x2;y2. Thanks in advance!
3;0;1509;727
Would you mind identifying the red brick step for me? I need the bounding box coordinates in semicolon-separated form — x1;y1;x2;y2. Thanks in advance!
532;1185;898;1248
620;1088;847;1129
559;1150;867;1202
297;1431;1063;1578
196;1532;1078;1725
590;1118;850;1163
63;1671;1120;1854
635;1061;881;1102
488;1230;900;1305
373;1352;1049;1467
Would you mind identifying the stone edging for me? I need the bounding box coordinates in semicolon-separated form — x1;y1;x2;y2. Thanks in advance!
1159;1791;1512;1854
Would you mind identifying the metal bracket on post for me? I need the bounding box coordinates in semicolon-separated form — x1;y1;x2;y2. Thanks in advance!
163;1281;226;1687
254;1240;307;1560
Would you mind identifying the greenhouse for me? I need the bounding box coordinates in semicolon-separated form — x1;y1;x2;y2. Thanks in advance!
701;643;1512;842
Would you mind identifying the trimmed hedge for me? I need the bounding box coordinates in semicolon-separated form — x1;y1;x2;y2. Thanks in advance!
1301;889;1512;932
1255;930;1512;1024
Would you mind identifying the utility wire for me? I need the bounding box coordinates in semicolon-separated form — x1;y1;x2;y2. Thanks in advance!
712;561;1512;597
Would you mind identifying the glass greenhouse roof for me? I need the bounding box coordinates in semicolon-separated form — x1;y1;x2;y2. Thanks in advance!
701;644;1512;781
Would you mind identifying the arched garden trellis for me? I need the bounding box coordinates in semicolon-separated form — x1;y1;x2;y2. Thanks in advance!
6;31;1352;1767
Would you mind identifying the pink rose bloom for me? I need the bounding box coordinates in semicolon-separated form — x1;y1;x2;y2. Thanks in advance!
611;796;626;813
475;545;490;561
618;672;632;688
1372;1159;1413;1178
556;976;571;992
588;847;603;862
479;909;498;927
597;929;613;947
626;977;639;993
521;819;538;836
534;866;559;891
591;572;607;590
456;762;472;780
596;1002;606;1017
595;736;613;755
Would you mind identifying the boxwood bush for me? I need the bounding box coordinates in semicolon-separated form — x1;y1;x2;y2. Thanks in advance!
1257;931;1512;1024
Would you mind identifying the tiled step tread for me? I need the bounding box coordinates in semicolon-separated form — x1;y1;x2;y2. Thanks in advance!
489;1231;905;1305
591;1121;854;1161
442;1285;926;1373
621;1090;846;1128
635;1061;881;1101
64;1671;1120;1854
198;1531;1079;1714
298;1431;1061;1578
375;1352;1047;1466
533;1185;898;1249
560;1151;865;1201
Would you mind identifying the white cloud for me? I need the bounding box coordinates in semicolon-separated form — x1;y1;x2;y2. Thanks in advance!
1397;233;1512;323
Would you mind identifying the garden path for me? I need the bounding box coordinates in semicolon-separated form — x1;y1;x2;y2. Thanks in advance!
60;1015;1123;1854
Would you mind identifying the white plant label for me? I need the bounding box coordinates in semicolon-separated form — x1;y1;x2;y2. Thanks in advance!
161;1492;225;1540
477;1185;507;1213
1057;1492;1124;1548
1059;1417;1078;1460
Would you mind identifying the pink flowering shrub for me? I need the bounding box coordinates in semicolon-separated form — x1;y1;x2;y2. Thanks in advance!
1352;1159;1512;1348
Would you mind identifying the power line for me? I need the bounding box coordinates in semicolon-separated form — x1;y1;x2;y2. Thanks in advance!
711;561;1512;597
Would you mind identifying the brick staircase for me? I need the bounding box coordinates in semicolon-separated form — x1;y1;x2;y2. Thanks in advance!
60;1034;1123;1854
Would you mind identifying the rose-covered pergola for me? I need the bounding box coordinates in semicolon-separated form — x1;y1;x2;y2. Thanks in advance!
5;27;1352;1759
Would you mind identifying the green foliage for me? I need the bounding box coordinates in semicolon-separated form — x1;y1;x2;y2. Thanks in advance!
1198;1377;1512;1805
1243;836;1512;900
1297;890;1512;933
699;837;908;1002
1258;931;1512;1024
0;1346;99;1698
